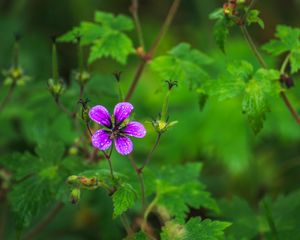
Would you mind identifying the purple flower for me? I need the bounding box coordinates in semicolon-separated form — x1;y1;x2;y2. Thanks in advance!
89;102;146;155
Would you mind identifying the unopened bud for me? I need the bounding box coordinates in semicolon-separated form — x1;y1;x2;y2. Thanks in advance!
67;175;79;184
70;188;80;204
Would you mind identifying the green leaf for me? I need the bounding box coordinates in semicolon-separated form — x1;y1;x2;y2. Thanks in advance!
210;64;280;134
145;163;218;222
218;197;259;240
161;217;231;240
246;10;264;29
58;11;134;64
209;8;233;53
209;61;252;101
35;141;65;165
94;11;134;31
242;78;269;134
263;25;300;56
88;31;134;64
7;141;68;228
112;183;136;218
58;21;104;45
151;43;212;89
9;177;52;229
260;190;300;239
290;48;300;73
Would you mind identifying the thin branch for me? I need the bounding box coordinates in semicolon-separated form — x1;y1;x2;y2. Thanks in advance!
128;155;145;210
240;25;267;68
23;202;64;240
125;0;181;101
240;25;300;125
140;133;161;171
102;146;115;180
0;83;16;112
130;0;145;48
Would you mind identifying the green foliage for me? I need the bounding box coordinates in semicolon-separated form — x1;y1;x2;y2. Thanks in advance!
112;183;136;218
150;43;212;89
263;25;300;56
58;11;135;64
209;9;232;53
161;217;231;240
246;10;264;29
262;190;300;239
209;61;281;134
7;141;70;229
145;163;218;222
263;25;300;73
218;197;259;240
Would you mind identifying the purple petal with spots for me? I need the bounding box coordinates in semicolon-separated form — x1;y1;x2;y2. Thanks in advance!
113;102;134;124
122;121;146;138
114;136;133;155
89;105;111;128
92;129;112;150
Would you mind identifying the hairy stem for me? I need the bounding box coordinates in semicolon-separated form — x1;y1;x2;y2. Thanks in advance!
240;25;300;125
0;83;16;112
55;98;74;118
103;146;115;180
142;193;159;232
128;155;146;210
240;25;267;68
23;202;64;240
125;0;181;101
140;133;161;171
130;0;145;48
280;53;291;74
120;214;132;235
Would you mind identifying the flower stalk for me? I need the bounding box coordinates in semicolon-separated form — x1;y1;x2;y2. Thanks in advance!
125;0;181;101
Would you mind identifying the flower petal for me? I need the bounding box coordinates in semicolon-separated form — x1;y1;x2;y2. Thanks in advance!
113;102;134;124
122;121;146;138
115;136;133;155
89;105;111;128
92;130;112;150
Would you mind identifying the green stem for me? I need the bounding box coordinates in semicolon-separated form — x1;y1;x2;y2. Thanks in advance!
140;133;161;171
116;81;124;101
142;193;159;231
13;41;19;69
52;43;59;81
240;25;267;68
161;90;170;122
128;155;146;210
103;146;115;180
262;200;279;240
125;0;181;101
280;53;290;74
0;82;16;112
130;0;145;48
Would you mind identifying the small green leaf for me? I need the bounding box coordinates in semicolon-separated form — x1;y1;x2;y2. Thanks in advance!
209;61;252;101
246;10;264;29
88;31;134;64
161;217;231;240
94;11;134;31
242;78;269;134
112;183;136;218
263;25;300;56
151;43;212;89
290;48;300;73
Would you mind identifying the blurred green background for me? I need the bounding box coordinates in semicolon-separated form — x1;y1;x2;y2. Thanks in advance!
0;0;300;239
